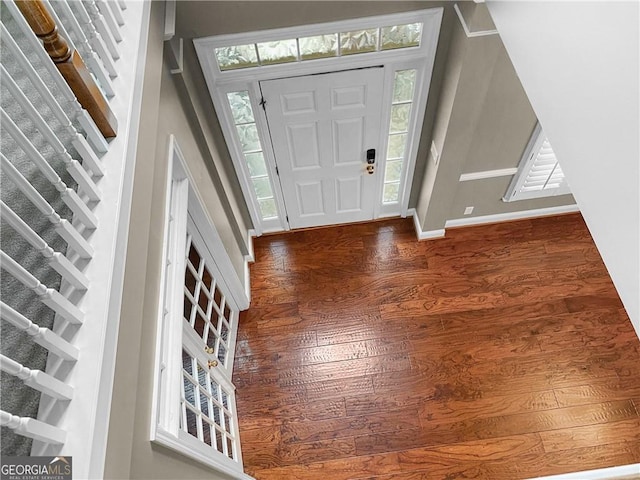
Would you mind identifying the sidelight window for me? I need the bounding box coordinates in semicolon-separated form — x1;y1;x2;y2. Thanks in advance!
383;69;417;204
226;91;278;220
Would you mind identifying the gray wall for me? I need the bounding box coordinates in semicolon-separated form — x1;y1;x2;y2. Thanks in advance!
104;2;244;478
416;4;575;232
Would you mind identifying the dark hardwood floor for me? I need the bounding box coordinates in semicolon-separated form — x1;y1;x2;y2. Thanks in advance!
233;214;640;480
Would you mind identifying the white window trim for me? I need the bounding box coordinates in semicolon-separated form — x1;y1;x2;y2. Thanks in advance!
149;136;253;480
504;123;572;202
194;8;443;234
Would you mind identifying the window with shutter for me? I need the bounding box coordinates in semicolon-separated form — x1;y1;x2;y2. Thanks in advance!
504;123;571;202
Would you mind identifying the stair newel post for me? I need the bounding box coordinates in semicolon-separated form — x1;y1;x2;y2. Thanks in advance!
15;0;117;138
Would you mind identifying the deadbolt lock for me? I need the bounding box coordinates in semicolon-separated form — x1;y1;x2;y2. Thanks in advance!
208;360;218;368
366;165;375;175
204;346;214;354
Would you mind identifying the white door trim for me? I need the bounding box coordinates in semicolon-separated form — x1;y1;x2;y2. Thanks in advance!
194;8;443;234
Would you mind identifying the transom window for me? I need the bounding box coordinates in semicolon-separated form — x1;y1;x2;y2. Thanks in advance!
215;22;423;71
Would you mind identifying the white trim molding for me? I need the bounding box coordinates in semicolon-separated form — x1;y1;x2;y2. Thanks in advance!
525;463;640;480
459;167;518;182
445;204;580;228
454;3;499;37
412;210;446;240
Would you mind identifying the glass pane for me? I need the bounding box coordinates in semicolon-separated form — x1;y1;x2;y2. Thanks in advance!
224;413;232;434
182;350;192;375
206;330;217;350
393;70;417;103
183;378;195;406
252;176;273;199
227;91;254;124
217;343;227;364
213;287;222;308
221;390;229;410
198;289;209;313
223;304;231;321
197;363;208;389
183;296;192;322
215;44;259;71
384;160;403;183
340;29;378;55
220;322;229;343
215;429;224;453
256;39;298;65
226;437;234;459
202;267;213;291
184;268;196;296
236;124;261;153
245;152;267;177
202;421;212;446
211;380;220;402
213;405;222;426
188;244;200;269
258;198;278;219
383;182;400;203
194;313;206;337
199;389;209;416
299;34;338;60
381;23;422;50
390;104;411;134
185;408;198;437
387;133;407;159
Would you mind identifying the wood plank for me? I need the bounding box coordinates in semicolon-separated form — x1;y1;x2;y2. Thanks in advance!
280;408;421;444
540;418;640;452
419;390;558;423
355;400;638;455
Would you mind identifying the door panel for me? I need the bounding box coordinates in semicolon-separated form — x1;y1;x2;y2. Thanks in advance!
261;67;384;229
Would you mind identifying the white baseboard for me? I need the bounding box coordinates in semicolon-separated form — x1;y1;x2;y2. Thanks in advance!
445;204;580;229
245;229;256;263
525;463;640;480
412;210;446;240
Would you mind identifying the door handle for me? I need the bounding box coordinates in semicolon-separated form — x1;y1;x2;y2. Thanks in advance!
367;149;376;165
366;165;375;175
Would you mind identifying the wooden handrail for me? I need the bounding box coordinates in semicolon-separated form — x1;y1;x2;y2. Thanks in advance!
15;0;117;138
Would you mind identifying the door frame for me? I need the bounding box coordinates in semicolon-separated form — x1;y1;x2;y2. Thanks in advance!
194;8;443;234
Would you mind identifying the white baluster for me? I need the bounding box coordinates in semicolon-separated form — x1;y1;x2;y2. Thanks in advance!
0;65;102;202
0;355;73;401
107;0;125;26
0;153;93;259
95;0;122;42
2;3;109;153
117;0;127;11
0;251;84;325
0;303;79;361
0;202;89;291
0;410;66;445
44;0;114;97
1;109;98;230
83;0;119;60
66;0;117;79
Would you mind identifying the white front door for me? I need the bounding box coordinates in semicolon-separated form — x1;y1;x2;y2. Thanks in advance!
260;67;385;229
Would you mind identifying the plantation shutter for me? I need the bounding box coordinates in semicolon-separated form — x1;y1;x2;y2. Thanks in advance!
504;123;571;201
